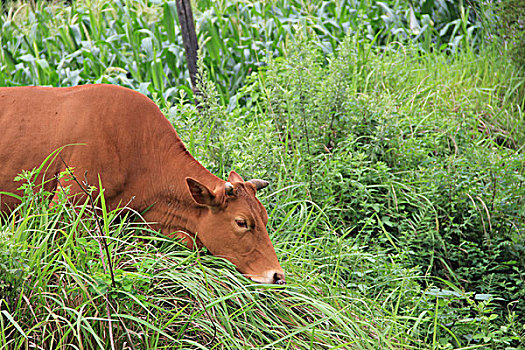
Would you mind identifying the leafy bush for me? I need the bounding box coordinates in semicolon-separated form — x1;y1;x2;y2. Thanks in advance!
497;0;525;68
0;229;27;313
251;29;525;347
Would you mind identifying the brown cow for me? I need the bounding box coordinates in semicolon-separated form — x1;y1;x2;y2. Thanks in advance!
0;84;285;284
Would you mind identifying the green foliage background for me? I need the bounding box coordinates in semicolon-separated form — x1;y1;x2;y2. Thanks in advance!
1;0;524;349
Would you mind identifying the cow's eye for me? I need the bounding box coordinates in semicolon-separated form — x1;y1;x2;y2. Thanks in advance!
235;219;248;229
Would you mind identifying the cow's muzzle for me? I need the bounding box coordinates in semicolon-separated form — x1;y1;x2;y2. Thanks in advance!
250;270;286;284
273;272;286;285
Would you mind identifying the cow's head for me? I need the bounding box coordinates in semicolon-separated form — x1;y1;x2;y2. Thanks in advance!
185;171;285;284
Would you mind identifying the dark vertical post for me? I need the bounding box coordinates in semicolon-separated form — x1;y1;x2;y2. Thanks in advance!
176;0;200;100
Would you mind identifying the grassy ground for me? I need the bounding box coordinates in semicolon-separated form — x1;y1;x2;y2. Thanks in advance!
1;1;525;349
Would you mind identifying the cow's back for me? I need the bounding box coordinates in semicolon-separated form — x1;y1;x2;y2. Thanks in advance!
0;84;166;212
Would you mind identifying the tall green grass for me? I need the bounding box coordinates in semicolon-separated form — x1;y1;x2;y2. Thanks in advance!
1;0;525;349
1;165;426;349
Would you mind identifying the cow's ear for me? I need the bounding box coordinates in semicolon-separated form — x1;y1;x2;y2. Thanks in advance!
186;178;219;207
228;170;244;183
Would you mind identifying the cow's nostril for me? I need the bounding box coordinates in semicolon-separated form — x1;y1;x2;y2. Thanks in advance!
273;272;286;285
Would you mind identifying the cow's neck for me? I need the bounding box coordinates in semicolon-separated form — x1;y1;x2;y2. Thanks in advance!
142;135;222;248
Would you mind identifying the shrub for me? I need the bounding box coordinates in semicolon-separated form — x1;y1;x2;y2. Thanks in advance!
255;30;525;347
497;0;525;68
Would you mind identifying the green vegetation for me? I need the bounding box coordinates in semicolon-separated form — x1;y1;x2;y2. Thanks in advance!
498;0;525;68
1;0;524;349
0;0;489;101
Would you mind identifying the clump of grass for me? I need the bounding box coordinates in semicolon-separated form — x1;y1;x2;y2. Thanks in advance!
1;165;425;349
